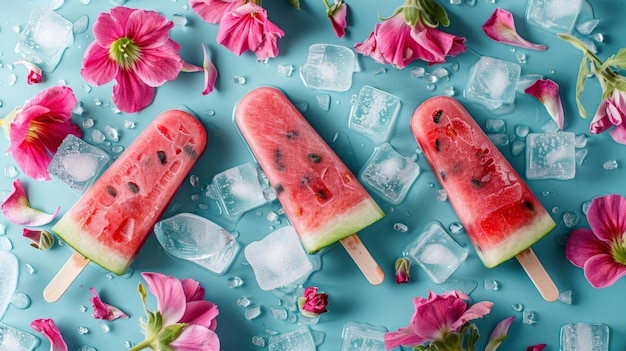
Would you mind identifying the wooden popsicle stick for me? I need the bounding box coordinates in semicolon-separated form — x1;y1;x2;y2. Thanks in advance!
43;252;90;303
516;247;559;302
340;234;385;285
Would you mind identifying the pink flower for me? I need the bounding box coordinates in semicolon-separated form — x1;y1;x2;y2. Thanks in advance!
15;60;43;84
394;257;410;284
589;89;626;144
1;179;59;226
527;344;547;351
566;194;626;288
483;8;547;51
180;44;218;95
384;290;492;349
216;2;284;61
297;286;329;317
524;78;565;129
485;316;515;351
0;86;81;181
23;228;55;250
80;7;184;113
129;272;220;351
31;318;68;351
190;0;243;24
325;0;348;38
90;288;129;320
354;1;465;68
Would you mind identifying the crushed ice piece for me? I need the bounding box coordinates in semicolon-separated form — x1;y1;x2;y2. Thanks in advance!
516;53;527;64
123;120;135;129
0;322;40;351
593;33;605;42
603;160;618;170
4;165;19;179
244;304;262;320
227;276;244;288
252;336;266;347
486;119;506;133
448;222;464;234
483;279;500;291
237;296;251;307
576;19;599;35
82;117;94;128
299;44;354;92
0;237;13;250
558;289;573;304
103;125;119;141
511;140;525;157
77;326;89;334
560;323;609;351
511;303;524;312
73;15;89;34
575;149;588;165
393;223;408;232
372;67;386;76
91;129;105;144
581;200;591;215
436;278;478;296
443;86;456;96
8;74;17;86
562;211;579;228
172;14;187;26
277;64;294;77
410;67;425;78
522;310;537;325
316;94;331;111
270;306;288;320
0;251;19;320
233;75;246;84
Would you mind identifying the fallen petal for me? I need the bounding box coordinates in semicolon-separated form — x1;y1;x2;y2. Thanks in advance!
485;316;515;351
202;43;218;95
90;287;130;320
483;8;547;51
22;228;55;250
527;343;547;351
1;179;59;226
15;60;43;84
31;318;68;351
524;78;564;129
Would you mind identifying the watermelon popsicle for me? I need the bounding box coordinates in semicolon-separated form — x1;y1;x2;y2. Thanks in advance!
411;96;558;301
44;110;207;302
235;87;385;285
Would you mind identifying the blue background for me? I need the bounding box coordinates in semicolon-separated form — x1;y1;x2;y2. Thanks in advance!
1;0;625;350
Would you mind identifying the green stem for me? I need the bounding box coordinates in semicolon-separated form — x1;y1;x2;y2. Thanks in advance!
127;339;152;351
322;0;330;11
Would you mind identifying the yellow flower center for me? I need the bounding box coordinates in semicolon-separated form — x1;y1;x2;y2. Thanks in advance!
109;37;140;70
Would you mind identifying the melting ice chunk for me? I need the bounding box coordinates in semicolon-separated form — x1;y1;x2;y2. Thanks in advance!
0;251;19;320
525;132;576;180
465;56;521;112
268;326;316;351
404;222;468;284
341;321;397;351
526;0;583;34
349;85;401;144
16;6;74;72
208;162;272;217
0;322;40;351
560;323;609;351
154;213;238;274
300;44;354;92
244;226;319;291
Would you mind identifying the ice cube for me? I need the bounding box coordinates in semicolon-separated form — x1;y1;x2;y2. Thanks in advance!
359;143;420;205
299;44;355;91
341;322;397;351
0;251;19;320
526;0;583;34
560;323;609;351
268;326;316;351
525;132;576;180
244;226;318;291
154;213;239;274
48;134;111;194
0;322;40;351
348;85;402;144
15;6;74;72
404;222;468;284
465;56;521;111
208;162;272;216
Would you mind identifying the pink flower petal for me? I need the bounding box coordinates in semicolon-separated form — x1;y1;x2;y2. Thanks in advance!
15;60;43;84
201;43;218;95
483;8;547;51
142;272;186;326
112;70;155;113
134;39;183;87
22;228;55;250
80;42;119;86
180;300;219;328
90;288;129;320
384;327;429;349
590;98;612;134
328;1;348;38
583;253;626;288
168;324;220;351
1;179;59;226
30;318;68;351
527;344;547;351
485;316;515;351
608;122;626;144
524;79;564;129
565;228;608;268
190;0;241;24
586;194;626;243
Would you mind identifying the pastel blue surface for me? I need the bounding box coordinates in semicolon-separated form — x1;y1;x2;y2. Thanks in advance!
1;1;625;350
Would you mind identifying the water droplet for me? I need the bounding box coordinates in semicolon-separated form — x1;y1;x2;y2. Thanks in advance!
227;276;244;288
251;336;266;347
603;160;618;169
233;75;246;85
77;326;89;334
4;165;19;179
82;117;94;128
172;14;187;26
393;223;408;232
522;310;537;325
484;279;500;291
511;303;524;312
11;292;31;309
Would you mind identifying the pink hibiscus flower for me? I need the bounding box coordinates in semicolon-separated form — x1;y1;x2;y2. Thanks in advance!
215;2;285;60
129;272;220;351
354;0;465;68
80;6;184;113
566;194;626;288
0;86;81;181
384;290;492;349
589;89;626;144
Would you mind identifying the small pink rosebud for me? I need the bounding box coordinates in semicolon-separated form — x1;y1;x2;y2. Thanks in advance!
15;60;43;84
22;228;55;250
394;257;411;284
297;286;328;317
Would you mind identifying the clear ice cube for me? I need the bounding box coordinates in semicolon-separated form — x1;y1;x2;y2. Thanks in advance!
208;162;272;217
348;85;401;144
404;222;468;284
0;322;40;351
465;56;521;111
154;213;239;274
526;0;583;34
15;6;74;72
560;323;609;351
299;44;355;92
244;226;317;291
525;132;576;180
268;326;316;351
341;322;396;351
358;143;420;205
0;251;19;320
48;134;111;194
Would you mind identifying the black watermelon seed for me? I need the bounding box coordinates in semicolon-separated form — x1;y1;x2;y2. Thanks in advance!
435;139;440;151
157;151;167;164
286;130;299;139
433;110;443;123
308;153;322;163
274;149;286;171
440;171;446;181
183;145;197;159
274;184;284;194
471;179;482;187
524;199;534;211
106;186;117;197
128;182;140;193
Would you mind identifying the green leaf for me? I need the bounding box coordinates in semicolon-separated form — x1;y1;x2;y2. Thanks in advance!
608;48;626;69
418;0;450;27
576;56;590;118
287;0;300;10
615;77;626;91
558;33;590;53
158;323;187;346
